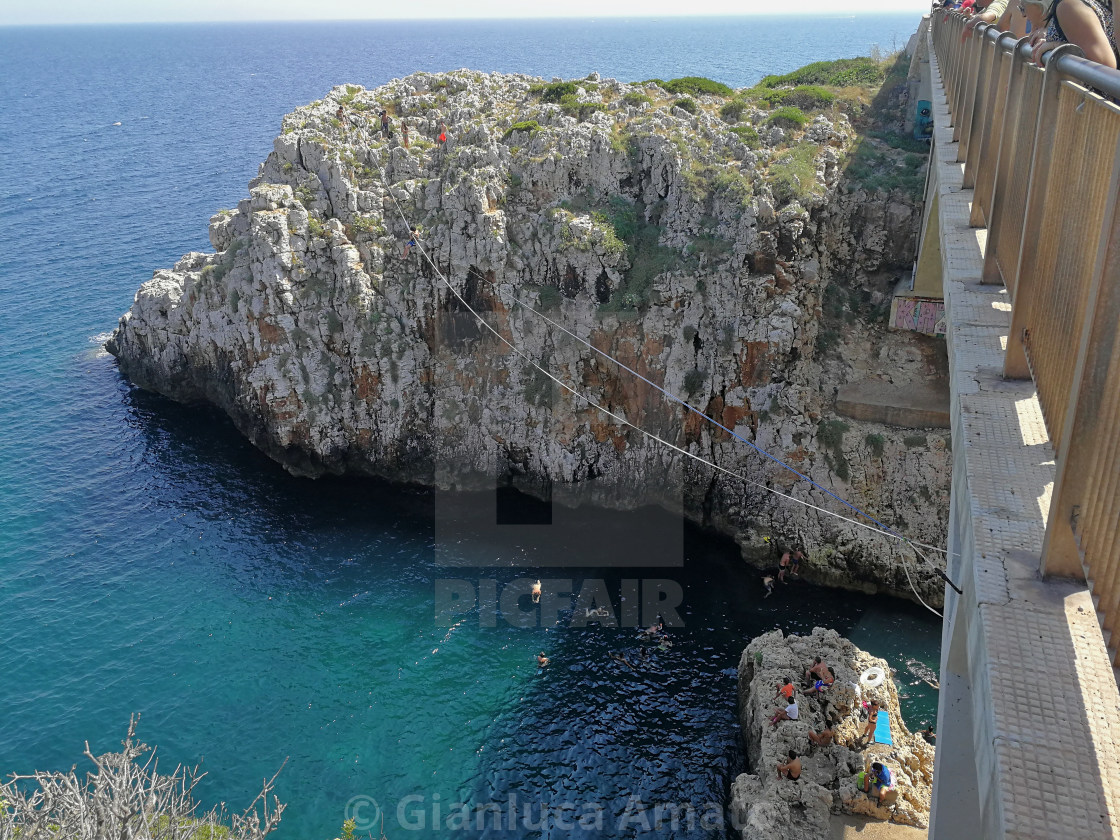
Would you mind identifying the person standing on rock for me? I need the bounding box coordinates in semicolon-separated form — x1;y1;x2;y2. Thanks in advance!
401;120;410;148
778;549;792;583
776;751;801;781
380;109;391;139
859;699;881;746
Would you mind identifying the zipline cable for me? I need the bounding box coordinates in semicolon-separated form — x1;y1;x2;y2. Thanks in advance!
373;160;945;617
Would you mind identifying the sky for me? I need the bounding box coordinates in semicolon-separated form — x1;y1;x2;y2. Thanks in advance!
1;1;930;26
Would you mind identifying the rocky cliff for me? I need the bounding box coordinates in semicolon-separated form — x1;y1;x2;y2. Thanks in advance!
732;628;935;837
108;69;949;604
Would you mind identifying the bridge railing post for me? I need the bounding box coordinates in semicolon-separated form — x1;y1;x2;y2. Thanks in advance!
961;24;998;188
1002;44;1085;381
980;37;1038;288
969;32;1018;225
1041;145;1120;590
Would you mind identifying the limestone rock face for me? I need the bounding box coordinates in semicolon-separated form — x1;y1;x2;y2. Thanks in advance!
108;71;949;603
732;628;935;838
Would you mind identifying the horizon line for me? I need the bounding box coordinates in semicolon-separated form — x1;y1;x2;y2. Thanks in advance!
0;10;929;28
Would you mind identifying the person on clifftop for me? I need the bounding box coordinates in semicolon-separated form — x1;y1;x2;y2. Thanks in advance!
772;677;795;702
380;109;391;138
401;120;410;148
770;698;799;727
776;751;802;781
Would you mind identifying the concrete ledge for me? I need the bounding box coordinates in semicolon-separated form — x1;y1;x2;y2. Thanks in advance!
836;379;950;428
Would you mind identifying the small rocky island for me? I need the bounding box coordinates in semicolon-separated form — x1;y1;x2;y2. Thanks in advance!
733;628;934;837
108;63;949;603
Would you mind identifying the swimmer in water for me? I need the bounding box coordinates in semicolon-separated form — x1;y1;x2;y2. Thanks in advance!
531;580;542;604
537;652;549;667
762;574;775;598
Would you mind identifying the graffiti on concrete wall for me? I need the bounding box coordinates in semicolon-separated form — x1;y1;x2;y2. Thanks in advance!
914;100;933;139
892;296;946;336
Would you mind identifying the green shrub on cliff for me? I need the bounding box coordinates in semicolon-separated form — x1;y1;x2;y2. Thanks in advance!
767;106;809;131
658;76;734;97
756;56;884;89
757;84;835;111
504;119;540;139
818;419;851;481
729;125;760;149
533;81;578;102
768;143;820;204
622;91;652;107
673;98;698;114
719;99;748;123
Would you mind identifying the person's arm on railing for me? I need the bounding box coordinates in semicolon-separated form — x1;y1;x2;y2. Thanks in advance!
1030;0;1117;68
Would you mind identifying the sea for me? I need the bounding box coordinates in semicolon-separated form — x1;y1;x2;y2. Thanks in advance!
0;14;937;840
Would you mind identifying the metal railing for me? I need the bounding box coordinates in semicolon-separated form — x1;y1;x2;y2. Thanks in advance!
932;13;1120;660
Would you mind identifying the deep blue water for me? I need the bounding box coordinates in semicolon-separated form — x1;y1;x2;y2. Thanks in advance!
0;15;936;840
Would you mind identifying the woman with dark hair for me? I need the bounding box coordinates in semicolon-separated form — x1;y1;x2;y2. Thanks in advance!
1026;0;1117;68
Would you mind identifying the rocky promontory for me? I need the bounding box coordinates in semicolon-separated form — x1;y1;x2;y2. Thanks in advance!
108;66;949;603
732;628;934;837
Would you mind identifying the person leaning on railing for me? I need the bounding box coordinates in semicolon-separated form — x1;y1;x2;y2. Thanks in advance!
1023;0;1118;68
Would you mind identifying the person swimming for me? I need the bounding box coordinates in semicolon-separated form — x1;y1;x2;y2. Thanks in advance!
537;651;549;667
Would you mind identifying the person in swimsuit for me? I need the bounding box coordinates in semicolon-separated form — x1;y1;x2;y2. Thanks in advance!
921;724;936;745
804;657;829;685
761;574;775;598
380;110;391;138
777;751;802;781
808;725;836;748
401;120;410;148
530;579;542;604
401;227;419;260
537;652;549;668
790;549;804;576
778;550;791;583
860;700;881;746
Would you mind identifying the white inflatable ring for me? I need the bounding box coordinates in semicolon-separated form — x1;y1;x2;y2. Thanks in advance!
860;666;886;688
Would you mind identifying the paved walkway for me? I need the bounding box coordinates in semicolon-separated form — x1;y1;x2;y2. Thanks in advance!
830;815;927;840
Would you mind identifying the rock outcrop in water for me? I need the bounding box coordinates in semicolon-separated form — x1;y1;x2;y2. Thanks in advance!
731;628;934;837
108;69;949;604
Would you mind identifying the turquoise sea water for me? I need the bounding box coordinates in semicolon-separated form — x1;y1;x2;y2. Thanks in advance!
0;14;938;840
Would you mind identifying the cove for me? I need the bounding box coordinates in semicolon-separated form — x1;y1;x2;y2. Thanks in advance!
0;384;939;840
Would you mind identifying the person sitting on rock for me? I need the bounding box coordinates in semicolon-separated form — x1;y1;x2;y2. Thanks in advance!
806;671;835;696
804;656;829;686
776;751;802;781
808;724;835;748
862;760;893;804
773;677;795;702
770;698;798;727
921;724;936;745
